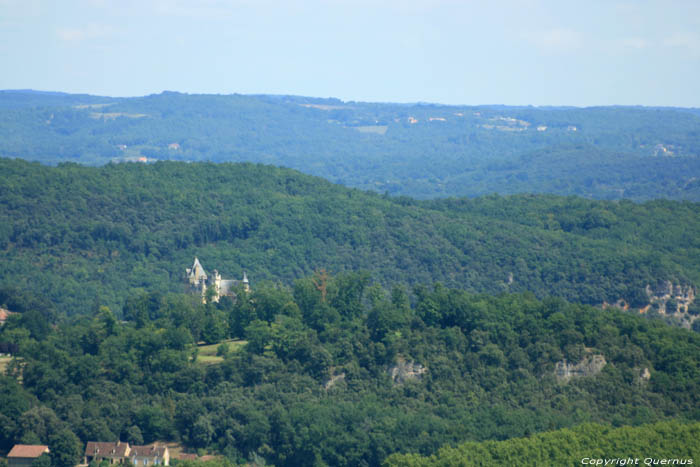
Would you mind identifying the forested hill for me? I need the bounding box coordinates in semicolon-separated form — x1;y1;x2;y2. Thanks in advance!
1;90;700;200
1;158;698;319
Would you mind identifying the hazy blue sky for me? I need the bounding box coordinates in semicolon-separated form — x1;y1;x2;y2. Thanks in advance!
1;0;699;106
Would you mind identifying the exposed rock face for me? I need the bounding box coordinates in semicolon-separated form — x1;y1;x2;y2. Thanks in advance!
604;281;697;329
324;372;345;390
646;281;695;314
554;354;606;382
387;358;427;384
642;281;697;329
602;299;629;311
638;367;651;384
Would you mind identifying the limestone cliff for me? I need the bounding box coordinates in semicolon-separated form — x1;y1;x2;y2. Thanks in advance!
554;353;606;382
387;358;427;384
603;281;697;329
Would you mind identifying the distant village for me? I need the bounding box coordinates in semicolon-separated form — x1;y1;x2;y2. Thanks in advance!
4;440;216;467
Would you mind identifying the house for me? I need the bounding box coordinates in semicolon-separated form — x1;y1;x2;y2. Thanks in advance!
84;441;130;465
7;445;49;467
186;257;249;303
129;445;169;466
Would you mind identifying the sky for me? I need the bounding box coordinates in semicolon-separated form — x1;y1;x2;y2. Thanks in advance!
1;0;699;107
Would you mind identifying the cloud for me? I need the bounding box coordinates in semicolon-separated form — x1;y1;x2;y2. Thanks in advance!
0;0;45;16
56;23;114;42
619;37;649;49
663;31;700;56
524;27;583;52
147;0;268;17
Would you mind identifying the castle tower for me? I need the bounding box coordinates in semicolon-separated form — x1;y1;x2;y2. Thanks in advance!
186;257;207;287
186;257;209;303
211;269;223;303
242;271;250;293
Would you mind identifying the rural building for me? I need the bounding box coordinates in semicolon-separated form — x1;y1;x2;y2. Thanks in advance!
84;441;130;464
129;445;169;466
7;445;49;467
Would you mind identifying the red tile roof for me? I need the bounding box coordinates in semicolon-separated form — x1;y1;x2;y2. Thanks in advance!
8;445;49;458
84;441;129;458
130;445;167;458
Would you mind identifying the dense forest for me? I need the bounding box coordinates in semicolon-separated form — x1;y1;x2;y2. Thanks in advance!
1;158;699;323
1;274;699;465
1;90;699;200
385;421;700;466
1;101;699;465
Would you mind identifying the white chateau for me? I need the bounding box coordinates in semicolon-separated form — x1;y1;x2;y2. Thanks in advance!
186;257;249;303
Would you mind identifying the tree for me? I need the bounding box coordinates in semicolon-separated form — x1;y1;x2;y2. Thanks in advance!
31;454;51;467
49;428;81;467
191;416;214;448
245;320;272;354
201;311;227;345
126;425;144;445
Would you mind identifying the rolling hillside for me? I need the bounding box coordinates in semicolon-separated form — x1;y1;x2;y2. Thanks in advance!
1;90;699;200
1;158;698;319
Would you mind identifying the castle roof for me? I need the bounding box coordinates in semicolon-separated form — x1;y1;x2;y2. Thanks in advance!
187;257;207;282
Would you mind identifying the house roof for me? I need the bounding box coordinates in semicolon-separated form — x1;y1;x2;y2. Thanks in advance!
178;454;198;461
84;441;129;458
8;445;49;458
130;445;168;458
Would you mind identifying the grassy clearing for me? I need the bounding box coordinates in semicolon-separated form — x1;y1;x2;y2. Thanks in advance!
0;355;10;374
194;339;246;366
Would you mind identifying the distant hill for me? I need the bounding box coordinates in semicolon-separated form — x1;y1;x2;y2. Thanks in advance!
1;158;698;320
1;90;699;200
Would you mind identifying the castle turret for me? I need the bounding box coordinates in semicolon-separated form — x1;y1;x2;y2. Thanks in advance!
187;257;207;286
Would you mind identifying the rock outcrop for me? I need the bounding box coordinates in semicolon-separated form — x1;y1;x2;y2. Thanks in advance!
645;281;695;313
637;367;651;385
643;281;697;329
554;354;606;382
387;358;427;384
604;281;697;329
324;372;345;390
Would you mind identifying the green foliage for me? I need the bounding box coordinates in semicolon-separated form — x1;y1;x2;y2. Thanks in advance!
384;420;700;466
48;428;82;467
125;425;143;445
1;273;699;465
31;454;51;467
1;158;698;319
1;91;700;201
